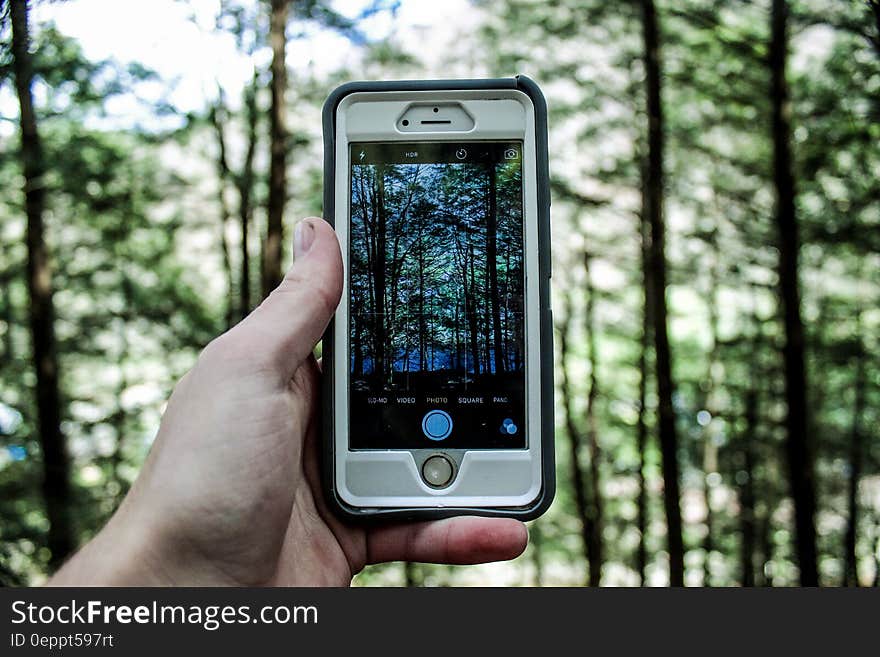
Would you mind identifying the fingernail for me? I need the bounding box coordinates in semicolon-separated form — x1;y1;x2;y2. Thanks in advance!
294;220;315;259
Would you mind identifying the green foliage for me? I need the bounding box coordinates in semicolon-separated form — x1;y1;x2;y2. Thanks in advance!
0;23;216;580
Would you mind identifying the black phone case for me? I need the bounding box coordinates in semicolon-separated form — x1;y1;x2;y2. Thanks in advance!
320;76;554;521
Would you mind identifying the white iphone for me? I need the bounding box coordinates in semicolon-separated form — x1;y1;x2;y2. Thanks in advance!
321;77;554;520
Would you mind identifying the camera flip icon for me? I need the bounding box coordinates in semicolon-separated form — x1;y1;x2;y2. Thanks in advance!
500;417;518;435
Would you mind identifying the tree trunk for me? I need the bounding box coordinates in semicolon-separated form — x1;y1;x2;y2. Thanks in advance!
640;0;684;587
374;166;388;382
263;0;289;298
740;381;758;587
530;521;544;586
486;163;505;373
871;0;880;60
357;170;377;371
238;72;259;320
701;227;721;587
386;173;416;384
770;0;819;587
454;300;462;373
467;243;481;377
558;297;594;586
209;97;235;330
418;217;427;372
10;0;74;568
874;514;880;587
843;312;865;586
503;241;512;370
352;289;364;376
482;285;491;373
403;562;420;587
757;508;775;587
583;251;604;587
1;244;15;361
749;297;772;588
635;205;652;587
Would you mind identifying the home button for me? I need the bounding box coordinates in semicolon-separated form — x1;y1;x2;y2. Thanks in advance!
422;455;454;488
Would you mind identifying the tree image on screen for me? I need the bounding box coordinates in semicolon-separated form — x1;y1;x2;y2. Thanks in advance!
350;156;524;395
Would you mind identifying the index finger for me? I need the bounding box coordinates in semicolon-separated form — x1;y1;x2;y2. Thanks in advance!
366;517;528;566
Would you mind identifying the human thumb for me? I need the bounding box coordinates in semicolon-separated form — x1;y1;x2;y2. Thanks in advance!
221;217;342;382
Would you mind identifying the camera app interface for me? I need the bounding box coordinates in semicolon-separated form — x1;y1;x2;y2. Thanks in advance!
348;141;526;449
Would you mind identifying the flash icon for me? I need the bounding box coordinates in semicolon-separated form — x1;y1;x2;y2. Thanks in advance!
359;150;365;161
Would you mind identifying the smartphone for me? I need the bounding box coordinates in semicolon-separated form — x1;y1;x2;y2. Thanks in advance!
321;77;554;520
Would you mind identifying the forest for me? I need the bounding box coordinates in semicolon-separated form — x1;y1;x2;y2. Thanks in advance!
0;0;878;587
350;150;524;391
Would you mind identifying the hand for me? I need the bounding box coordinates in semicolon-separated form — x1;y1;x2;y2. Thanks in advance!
50;217;528;586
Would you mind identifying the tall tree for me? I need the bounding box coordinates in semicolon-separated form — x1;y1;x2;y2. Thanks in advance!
9;0;74;568
699;221;722;587
372;165;388;382
557;295;595;585
1;243;15;362
209;93;236;330
739;385;759;587
634;219;651;586
486;163;504;373
640;0;684;586
869;0;880;58
738;301;763;588
770;0;818;587
237;71;260;320
417;208;427;372
843;309;865;586
466;241;481;377
530;521;544;586
582;251;604;587
263;0;289;298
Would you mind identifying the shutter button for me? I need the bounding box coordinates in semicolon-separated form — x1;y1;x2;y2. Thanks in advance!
422;455;454;488
422;409;453;441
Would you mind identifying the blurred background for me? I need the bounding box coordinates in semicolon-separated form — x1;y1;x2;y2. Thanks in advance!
1;0;878;586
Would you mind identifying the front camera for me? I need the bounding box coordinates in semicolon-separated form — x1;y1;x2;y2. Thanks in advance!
402;119;409;126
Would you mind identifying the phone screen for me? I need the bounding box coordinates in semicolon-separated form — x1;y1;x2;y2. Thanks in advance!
348;141;526;449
